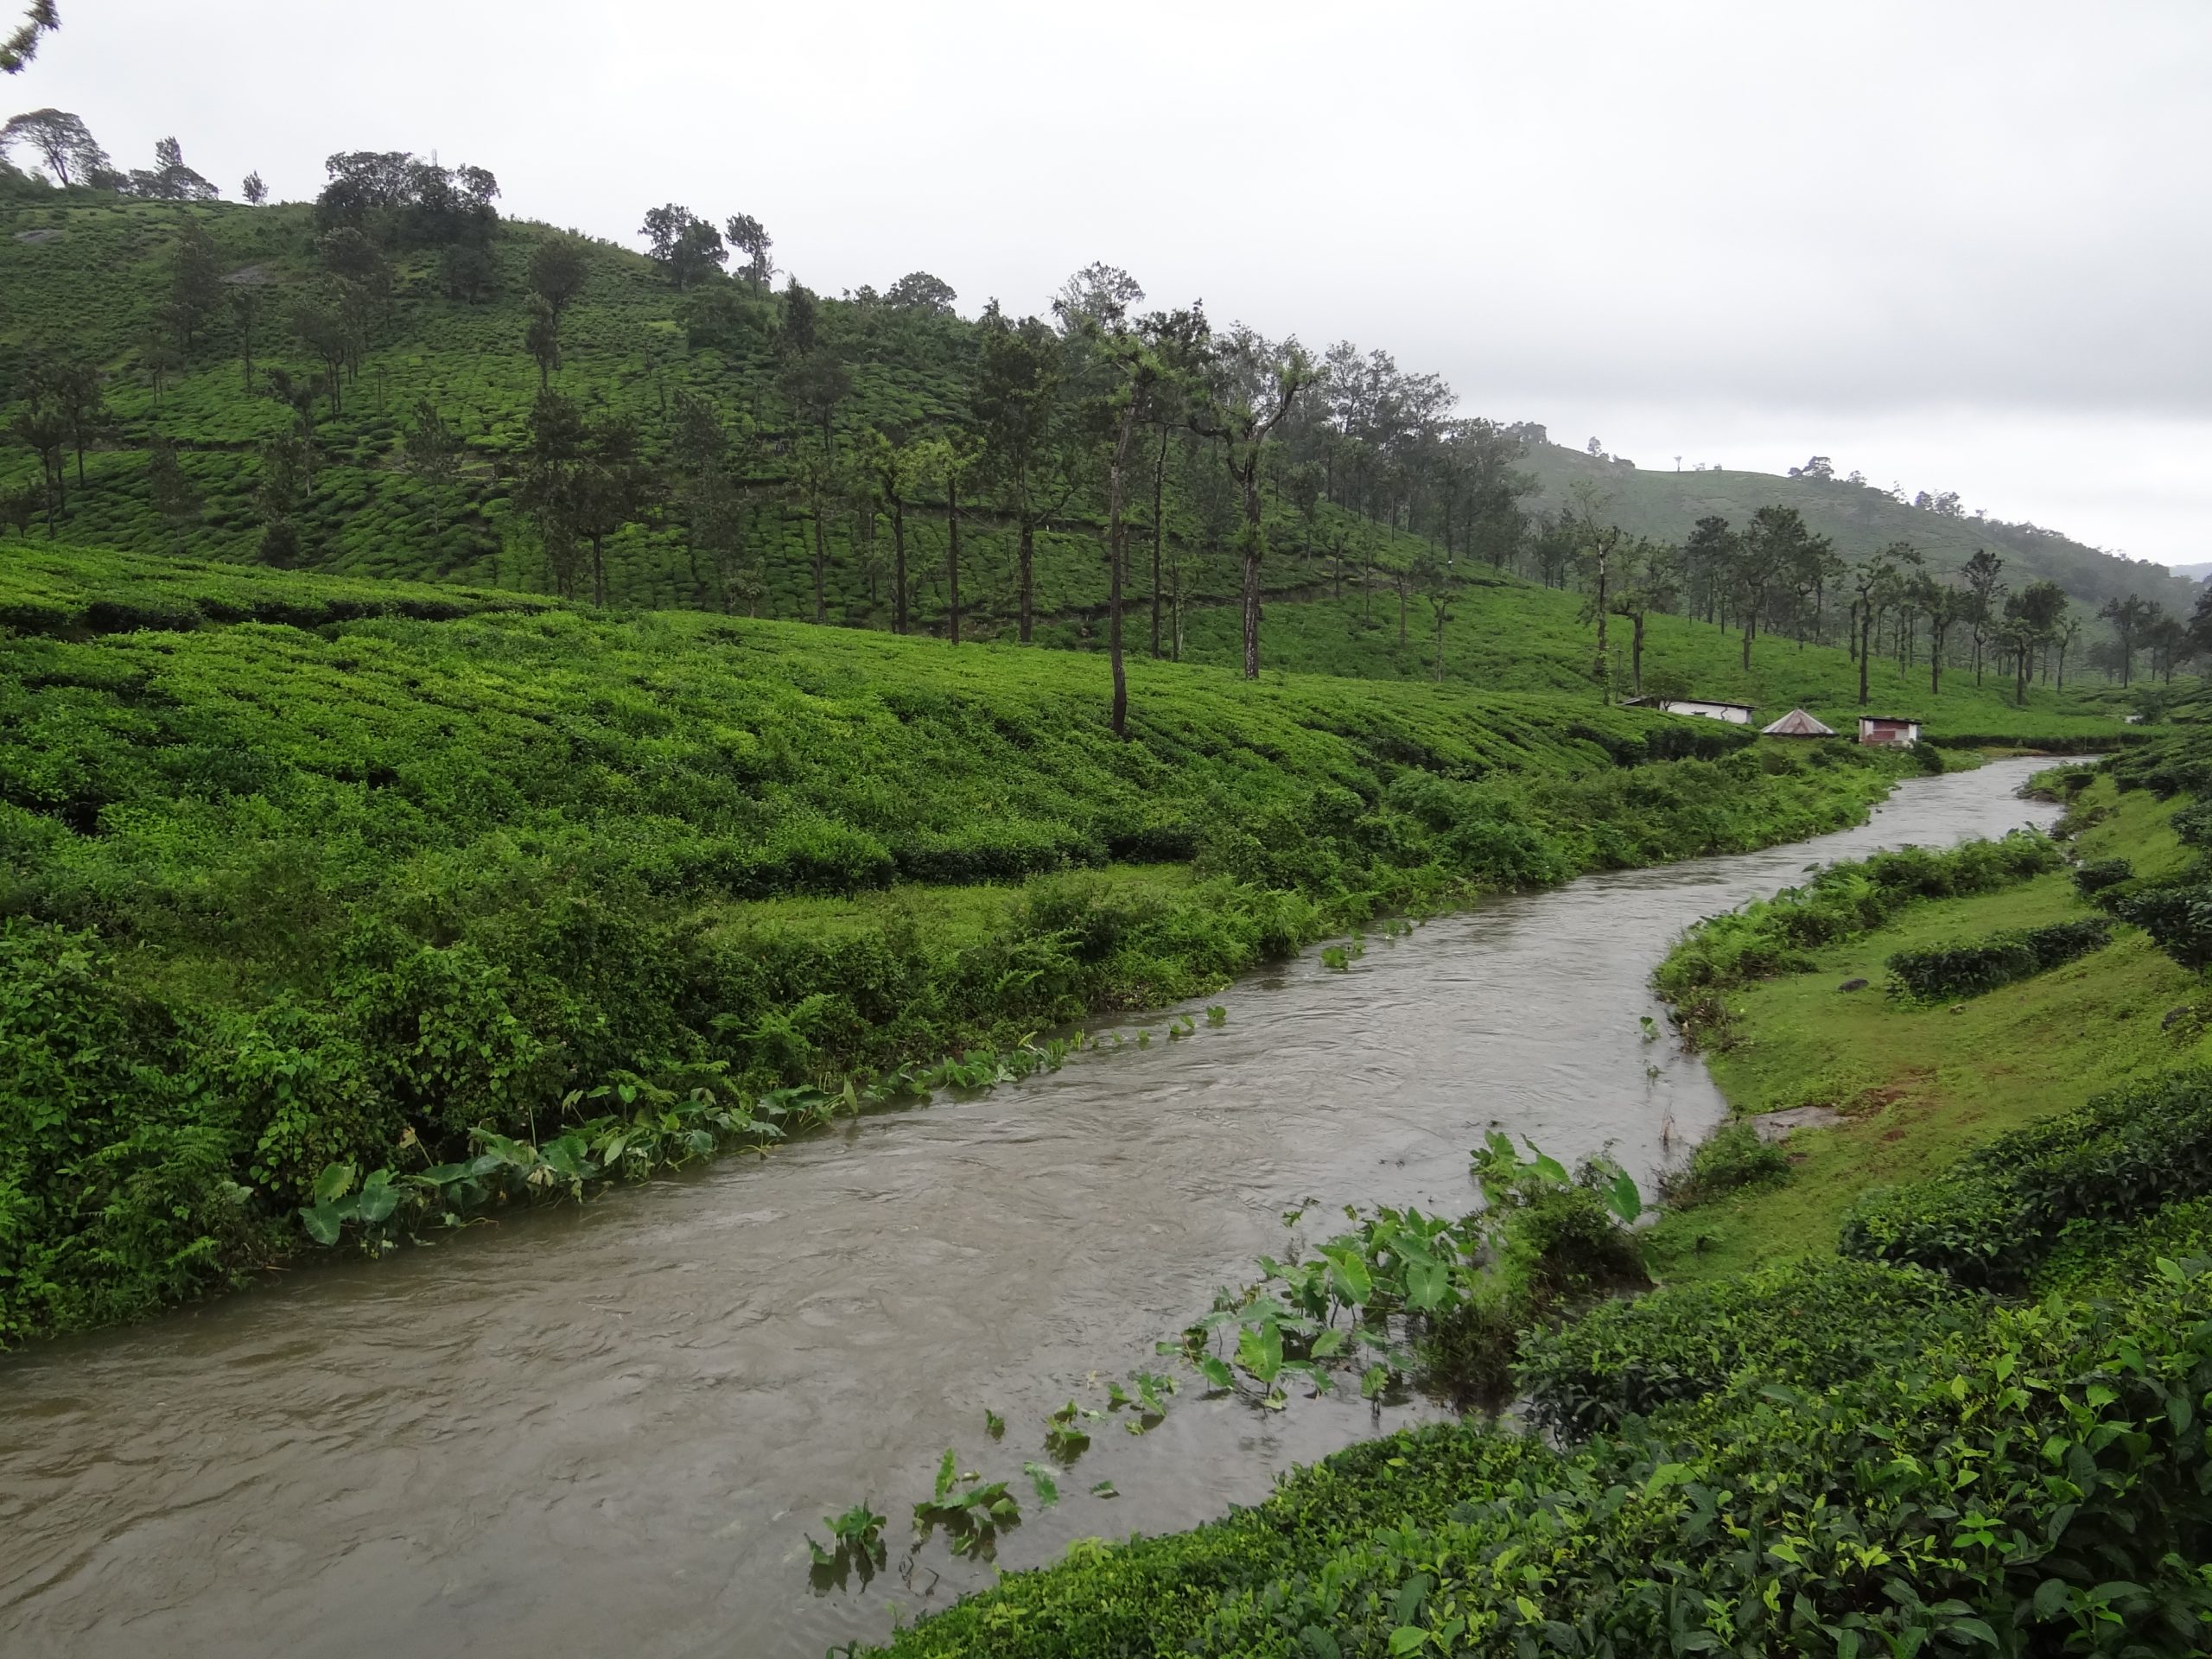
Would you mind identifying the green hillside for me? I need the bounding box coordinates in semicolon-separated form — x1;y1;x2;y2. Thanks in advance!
1516;441;2196;613
1;542;1936;1341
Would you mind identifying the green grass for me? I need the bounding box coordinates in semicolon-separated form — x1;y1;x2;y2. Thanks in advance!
1;543;1933;1340
1646;779;2206;1281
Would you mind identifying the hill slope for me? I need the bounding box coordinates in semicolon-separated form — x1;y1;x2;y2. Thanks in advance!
1516;442;2196;613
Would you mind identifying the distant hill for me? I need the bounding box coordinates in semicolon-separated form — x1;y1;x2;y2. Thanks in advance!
2167;562;2212;583
1514;443;2198;616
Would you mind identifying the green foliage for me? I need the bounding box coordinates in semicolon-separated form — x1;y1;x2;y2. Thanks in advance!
2072;855;2134;898
1656;830;2066;1022
0;547;1917;1339
873;1262;2212;1657
2115;883;2212;970
1885;916;2113;1002
1516;1256;1970;1436
1660;1120;1792;1208
1840;1068;2212;1289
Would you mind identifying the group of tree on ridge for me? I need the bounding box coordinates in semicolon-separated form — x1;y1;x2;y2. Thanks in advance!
2;105;2201;726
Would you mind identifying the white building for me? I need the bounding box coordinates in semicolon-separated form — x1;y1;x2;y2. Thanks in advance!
1624;696;1755;725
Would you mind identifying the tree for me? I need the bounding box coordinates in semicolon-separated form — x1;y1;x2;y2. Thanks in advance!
166;219;223;351
1567;482;1623;695
127;135;218;200
724;213;773;286
243;170;267;205
255;435;308;565
1786;455;1835;480
639;204;725;288
1848;548;1905;706
8;370;64;531
527;234;589;319
1198;323;1313;679
1;108;105;185
670;390;758;611
146;440;200;552
1961;549;2005;683
1413;550;1455;681
862;429;928;634
140;329;181;412
290;300;352;416
915;435;978;645
1607;538;1679;696
2;2;60;73
1731;505;1819;671
230;285;262;392
1917;577;1961;696
50;357;103;486
1681;514;1738;626
518;391;647;607
1052;262;1145;337
524;296;562;390
885;271;957;316
2100;594;2158;688
0;482;36;537
402;400;460;533
2053;616;2082;690
569;415;652;608
973;305;1076;640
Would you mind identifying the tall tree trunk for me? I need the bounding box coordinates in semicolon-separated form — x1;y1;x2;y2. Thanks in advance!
1107;404;1141;737
1148;426;1167;658
1631;613;1645;694
946;476;962;645
1237;461;1263;679
891;498;907;635
1017;518;1034;643
1858;604;1872;705
591;535;607;608
810;502;827;624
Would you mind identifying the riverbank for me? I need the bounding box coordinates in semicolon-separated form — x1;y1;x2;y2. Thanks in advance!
3;545;1974;1344
1644;768;2207;1281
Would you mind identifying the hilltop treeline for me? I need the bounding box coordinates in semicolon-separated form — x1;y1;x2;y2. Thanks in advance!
0;118;2199;703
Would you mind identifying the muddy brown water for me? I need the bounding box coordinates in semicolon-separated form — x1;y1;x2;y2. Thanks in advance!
0;759;2067;1658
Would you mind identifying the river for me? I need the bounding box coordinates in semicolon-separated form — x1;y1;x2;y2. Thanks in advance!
0;756;2066;1658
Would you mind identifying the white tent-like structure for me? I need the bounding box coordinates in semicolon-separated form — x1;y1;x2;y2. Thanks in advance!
1761;709;1837;737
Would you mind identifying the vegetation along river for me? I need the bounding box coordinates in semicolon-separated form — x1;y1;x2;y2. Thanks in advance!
0;757;2065;1659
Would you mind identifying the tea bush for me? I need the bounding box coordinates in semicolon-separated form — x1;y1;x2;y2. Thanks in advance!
1655;830;2064;1000
0;549;1918;1339
2116;883;2212;970
1884;916;2112;1002
1840;1069;2212;1289
1516;1256;1970;1435
2071;855;2133;898
1658;1120;1792;1207
874;1262;2212;1656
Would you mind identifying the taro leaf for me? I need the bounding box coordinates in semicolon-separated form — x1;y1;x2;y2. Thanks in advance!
1607;1170;1643;1225
310;1161;358;1204
1321;1246;1372;1306
984;1408;1005;1440
300;1200;345;1245
1106;1381;1132;1409
933;1446;957;1502
1196;1355;1236;1392
540;1135;594;1181
1022;1462;1059;1505
1361;1364;1392;1400
1310;1328;1348;1360
806;1535;837;1568
1526;1143;1569;1185
1281;1360;1334;1394
415;1162;474;1187
1090;1480;1118;1498
1406;1259;1450;1313
1236;1319;1283;1385
353;1171;400;1226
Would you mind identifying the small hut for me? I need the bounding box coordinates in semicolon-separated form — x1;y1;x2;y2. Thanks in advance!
1622;696;1756;725
1761;709;1836;738
1857;715;1923;748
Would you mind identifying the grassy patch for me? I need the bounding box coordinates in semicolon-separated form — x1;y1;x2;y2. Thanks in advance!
1648;779;2209;1281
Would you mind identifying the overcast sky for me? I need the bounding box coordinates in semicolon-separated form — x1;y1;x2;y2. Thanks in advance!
14;0;2211;565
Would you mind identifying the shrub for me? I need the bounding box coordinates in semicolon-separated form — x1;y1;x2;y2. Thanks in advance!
2118;882;2212;969
874;1263;2212;1658
2073;855;2134;897
1841;1068;2212;1288
1885;916;2111;1001
1516;1257;1970;1435
1656;830;2063;999
1660;1120;1791;1207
